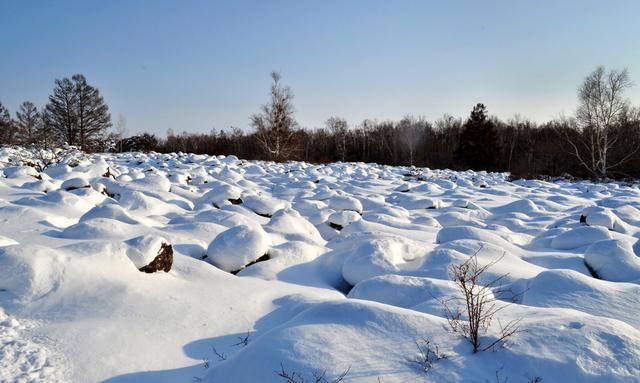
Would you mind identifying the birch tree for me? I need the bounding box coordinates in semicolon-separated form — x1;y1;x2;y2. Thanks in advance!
570;66;635;178
250;72;298;161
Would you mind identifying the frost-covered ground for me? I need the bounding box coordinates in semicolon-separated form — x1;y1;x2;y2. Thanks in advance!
0;147;639;383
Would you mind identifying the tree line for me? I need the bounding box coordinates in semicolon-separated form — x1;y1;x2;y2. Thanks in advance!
0;74;112;152
2;67;639;179
158;68;640;179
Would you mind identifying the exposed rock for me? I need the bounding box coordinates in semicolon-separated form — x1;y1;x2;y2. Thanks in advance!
138;242;173;273
124;235;174;273
231;253;270;275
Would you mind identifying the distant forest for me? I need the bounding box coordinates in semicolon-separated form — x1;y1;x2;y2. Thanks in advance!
1;67;639;179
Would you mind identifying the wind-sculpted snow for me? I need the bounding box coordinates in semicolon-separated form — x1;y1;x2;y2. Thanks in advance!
0;146;639;382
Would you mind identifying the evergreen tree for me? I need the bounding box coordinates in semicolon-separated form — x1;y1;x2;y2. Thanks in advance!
15;101;40;145
455;103;501;171
0;102;16;145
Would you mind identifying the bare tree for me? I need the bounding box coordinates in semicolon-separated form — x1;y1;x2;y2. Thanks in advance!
73;74;112;151
37;107;58;149
504;114;525;172
46;74;112;151
46;77;77;146
251;72;299;161
0;101;16;145
442;248;521;353
326;117;348;162
276;363;350;383
398;116;426;166
15;101;40;145
115;114;127;152
569;66;636;178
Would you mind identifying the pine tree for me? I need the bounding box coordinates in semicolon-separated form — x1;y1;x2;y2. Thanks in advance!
455;103;501;171
15;101;40;145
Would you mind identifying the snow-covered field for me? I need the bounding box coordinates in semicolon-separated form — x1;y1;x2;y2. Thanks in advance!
0;147;639;383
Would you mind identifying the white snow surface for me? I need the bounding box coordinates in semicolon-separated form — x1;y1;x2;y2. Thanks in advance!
0;147;639;382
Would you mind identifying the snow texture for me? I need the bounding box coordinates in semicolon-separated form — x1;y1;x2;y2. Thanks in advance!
0;146;639;382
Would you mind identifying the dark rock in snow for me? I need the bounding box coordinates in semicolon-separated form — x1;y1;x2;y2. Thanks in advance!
139;242;174;273
231;253;270;275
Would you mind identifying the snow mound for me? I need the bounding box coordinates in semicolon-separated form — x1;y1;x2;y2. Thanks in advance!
79;204;150;226
348;274;458;309
199;181;243;207
3;166;39;179
341;237;427;285
328;195;363;213
493;199;540;214
581;206;628;233
584;239;640;283
436;225;509;247
206;224;271;272
204;299;447;383
0;245;64;303
60;177;90;191
518;269;640;328
327;210;361;228
124;235;173;270
551;226;611;250
265;208;324;244
243;194;287;217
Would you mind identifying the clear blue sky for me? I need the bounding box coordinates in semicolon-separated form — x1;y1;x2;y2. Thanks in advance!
1;0;639;136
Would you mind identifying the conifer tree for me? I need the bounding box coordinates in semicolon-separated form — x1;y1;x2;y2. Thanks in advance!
15;101;40;145
455;103;501;171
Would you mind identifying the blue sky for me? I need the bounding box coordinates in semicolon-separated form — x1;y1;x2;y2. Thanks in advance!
1;0;639;136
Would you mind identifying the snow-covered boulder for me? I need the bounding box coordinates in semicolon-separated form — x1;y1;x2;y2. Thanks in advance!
328;195;363;214
580;206;628;233
584;239;640;283
327;210;361;230
124;235;174;273
199;181;243;207
452;199;470;208
493;199;540;214
341;237;426;285
436;225;506;246
243;194;287;217
3;166;40;179
309;185;337;201
215;165;244;183
206;224;271;273
265;208;324;244
394;182;411;192
348;274;458;309
79;204;148;226
550;226;611;250
167;173;191;185
61;177;91;191
517;269;640;328
132;173;172;193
